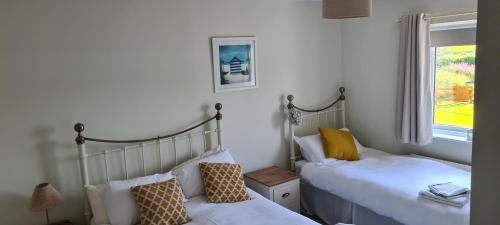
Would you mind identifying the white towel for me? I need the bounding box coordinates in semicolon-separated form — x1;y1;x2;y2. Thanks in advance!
419;189;469;207
428;182;469;197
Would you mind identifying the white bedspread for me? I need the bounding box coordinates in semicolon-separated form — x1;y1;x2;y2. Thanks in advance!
185;189;319;225
92;189;317;225
301;148;471;225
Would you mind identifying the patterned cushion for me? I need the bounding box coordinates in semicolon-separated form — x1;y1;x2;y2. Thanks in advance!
130;178;191;225
199;162;251;203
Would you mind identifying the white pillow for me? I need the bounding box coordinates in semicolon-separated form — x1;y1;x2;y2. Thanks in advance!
294;134;325;162
105;172;176;225
294;128;366;162
171;145;221;171
85;184;109;225
172;148;235;199
339;128;366;153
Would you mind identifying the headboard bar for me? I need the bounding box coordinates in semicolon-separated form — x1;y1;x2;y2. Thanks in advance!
83;129;217;158
287;87;345;113
74;103;222;144
286;88;346;171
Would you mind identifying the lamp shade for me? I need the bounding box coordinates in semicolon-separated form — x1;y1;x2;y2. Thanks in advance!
29;183;64;212
323;0;372;19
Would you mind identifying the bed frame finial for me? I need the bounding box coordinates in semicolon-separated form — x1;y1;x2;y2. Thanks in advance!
287;95;295;109
215;103;223;148
215;103;222;120
339;87;346;100
74;123;85;145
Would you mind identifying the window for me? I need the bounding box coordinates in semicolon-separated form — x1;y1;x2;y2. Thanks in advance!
430;21;476;142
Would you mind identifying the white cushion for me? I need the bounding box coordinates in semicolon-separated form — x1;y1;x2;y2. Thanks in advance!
105;172;176;225
295;128;366;162
171;145;221;171
294;134;325;162
85;184;109;225
172;148;235;199
340;128;366;153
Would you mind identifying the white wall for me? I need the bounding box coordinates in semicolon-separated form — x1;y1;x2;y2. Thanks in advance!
0;0;342;224
341;0;477;164
470;0;500;223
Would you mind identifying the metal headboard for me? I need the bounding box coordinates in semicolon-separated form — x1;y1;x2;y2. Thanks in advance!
74;103;223;224
286;87;346;170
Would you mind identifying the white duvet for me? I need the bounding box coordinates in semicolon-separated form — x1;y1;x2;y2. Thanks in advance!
93;189;318;225
185;189;319;225
301;148;471;225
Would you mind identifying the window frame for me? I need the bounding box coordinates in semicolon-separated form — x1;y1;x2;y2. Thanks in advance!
430;21;476;143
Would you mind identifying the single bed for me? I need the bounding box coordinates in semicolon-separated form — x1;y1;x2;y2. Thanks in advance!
91;189;316;225
75;103;319;225
285;87;471;225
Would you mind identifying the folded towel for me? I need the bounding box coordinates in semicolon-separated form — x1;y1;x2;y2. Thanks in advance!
419;189;469;207
428;182;470;197
431;191;469;200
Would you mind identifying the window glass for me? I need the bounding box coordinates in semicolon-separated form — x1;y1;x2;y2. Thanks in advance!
433;45;475;129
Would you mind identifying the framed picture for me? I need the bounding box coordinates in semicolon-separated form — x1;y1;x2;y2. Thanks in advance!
211;37;257;93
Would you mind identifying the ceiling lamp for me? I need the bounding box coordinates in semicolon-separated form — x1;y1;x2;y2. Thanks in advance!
323;0;372;19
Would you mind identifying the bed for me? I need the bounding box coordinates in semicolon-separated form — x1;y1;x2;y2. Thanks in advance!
74;103;319;225
286;87;471;225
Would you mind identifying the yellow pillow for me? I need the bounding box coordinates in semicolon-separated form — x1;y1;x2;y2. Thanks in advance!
319;128;360;161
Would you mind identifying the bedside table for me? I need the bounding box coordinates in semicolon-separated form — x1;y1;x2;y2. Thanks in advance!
244;166;300;212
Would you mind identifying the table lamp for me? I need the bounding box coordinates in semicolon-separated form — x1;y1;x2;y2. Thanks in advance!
29;183;64;225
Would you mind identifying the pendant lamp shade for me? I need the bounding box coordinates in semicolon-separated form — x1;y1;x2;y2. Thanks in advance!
29;183;64;212
323;0;372;19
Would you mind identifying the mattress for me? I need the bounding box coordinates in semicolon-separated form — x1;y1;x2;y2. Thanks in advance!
300;148;471;225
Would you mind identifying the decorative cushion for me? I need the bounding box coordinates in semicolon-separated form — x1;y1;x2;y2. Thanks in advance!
172;149;235;199
319;128;360;161
130;178;191;225
199;163;251;203
105;172;178;225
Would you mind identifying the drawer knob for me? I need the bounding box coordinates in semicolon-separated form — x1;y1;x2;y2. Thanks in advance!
281;192;290;198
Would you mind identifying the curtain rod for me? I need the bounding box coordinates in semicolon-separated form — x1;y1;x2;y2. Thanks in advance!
396;11;477;23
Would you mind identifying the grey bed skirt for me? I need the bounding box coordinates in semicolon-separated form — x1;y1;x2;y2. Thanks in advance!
300;179;404;225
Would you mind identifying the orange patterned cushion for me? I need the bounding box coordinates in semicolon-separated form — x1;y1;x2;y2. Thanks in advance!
130;178;191;225
199;163;251;203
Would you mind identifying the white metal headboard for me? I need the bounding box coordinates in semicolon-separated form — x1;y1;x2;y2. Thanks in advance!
74;103;224;224
286;87;346;170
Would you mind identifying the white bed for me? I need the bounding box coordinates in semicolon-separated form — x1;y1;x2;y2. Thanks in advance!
286;88;470;225
91;189;318;225
76;103;319;225
300;148;471;225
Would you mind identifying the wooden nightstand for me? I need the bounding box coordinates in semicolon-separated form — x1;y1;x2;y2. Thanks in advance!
244;166;300;212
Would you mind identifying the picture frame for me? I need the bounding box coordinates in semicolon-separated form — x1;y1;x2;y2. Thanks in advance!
211;37;258;93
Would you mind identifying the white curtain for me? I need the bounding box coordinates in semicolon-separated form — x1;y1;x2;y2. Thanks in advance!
396;13;433;145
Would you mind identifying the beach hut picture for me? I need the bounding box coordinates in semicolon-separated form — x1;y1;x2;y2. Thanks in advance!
212;37;257;93
220;54;251;84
